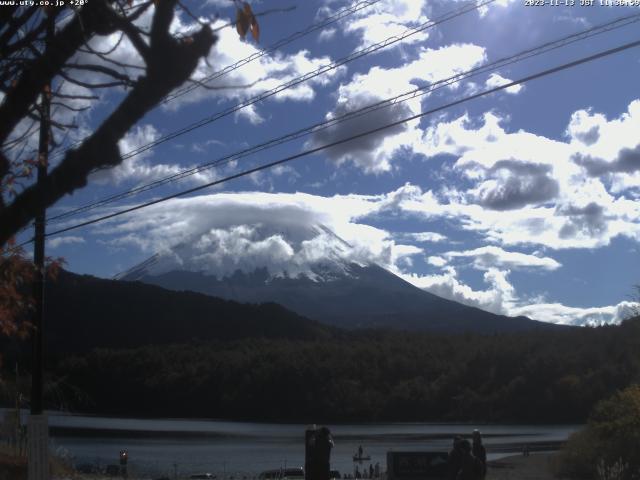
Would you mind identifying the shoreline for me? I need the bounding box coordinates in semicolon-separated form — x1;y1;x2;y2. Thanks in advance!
488;452;556;479
1;452;560;480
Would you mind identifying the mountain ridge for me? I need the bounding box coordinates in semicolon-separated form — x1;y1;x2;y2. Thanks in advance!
116;222;560;333
41;269;335;356
121;263;557;333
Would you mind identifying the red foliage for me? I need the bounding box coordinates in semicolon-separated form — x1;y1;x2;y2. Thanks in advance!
236;2;259;42
0;241;35;338
0;240;64;339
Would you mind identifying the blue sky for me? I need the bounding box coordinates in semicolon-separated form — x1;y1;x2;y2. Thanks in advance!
19;0;640;325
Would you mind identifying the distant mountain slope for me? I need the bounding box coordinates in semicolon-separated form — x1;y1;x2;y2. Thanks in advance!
44;270;334;355
115;221;561;334
121;263;555;334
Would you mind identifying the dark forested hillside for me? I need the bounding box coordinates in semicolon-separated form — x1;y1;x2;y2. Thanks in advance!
51;316;640;423
4;270;638;423
42;270;334;356
126;264;554;334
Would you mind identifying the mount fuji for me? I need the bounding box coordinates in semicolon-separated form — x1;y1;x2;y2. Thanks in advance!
117;222;552;333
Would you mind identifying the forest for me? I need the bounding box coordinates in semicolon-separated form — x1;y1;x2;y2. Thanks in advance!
37;315;640;424
1;272;638;423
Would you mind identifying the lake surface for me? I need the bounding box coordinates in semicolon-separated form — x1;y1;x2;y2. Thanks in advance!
13;411;580;479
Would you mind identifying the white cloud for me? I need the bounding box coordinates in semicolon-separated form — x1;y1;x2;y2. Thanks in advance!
568;102;640;184
309;44;486;173
511;301;636;327
413;102;640;249
335;0;431;51
399;266;516;315
85;187;633;327
89;125;220;187
191;139;225;154
553;13;590;28
566;108;605;146
450;0;516;18
427;256;447;267
468;161;560;211
163;16;346;112
442;245;561;271
402;232;448;243
317;28;337;42
485;73;523;95
378;181;639;251
47;236;85;249
399;265;630;326
94;191;418;280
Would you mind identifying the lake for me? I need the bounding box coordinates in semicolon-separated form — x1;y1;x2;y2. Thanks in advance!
22;412;579;479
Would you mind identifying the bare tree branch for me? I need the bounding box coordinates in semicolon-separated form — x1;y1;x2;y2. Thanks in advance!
125;1;154;24
2;119;38;150
111;14;151;62
0;6;39;57
79;52;146;71
51;92;99;100
50;102;92;113
0;15;48;60
0;1;121;146
59;70;131;89
63;63;137;86
0;5;19;31
78;31;125;57
0;0;217;246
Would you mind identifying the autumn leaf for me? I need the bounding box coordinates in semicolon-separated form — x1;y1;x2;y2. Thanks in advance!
250;15;259;42
236;7;249;39
236;2;259;42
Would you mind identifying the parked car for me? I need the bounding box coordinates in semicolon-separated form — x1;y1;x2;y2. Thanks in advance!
190;474;216;479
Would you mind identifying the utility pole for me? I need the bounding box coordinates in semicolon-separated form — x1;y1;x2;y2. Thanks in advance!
28;15;53;480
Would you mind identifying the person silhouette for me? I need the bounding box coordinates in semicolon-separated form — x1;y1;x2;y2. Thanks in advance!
457;440;482;480
447;436;463;480
472;430;486;478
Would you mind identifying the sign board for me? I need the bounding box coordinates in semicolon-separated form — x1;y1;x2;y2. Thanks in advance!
386;452;448;480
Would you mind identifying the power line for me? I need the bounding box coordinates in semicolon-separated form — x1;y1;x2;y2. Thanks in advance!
49;0;496;165
12;0;493;239
119;0;497;160
162;0;384;104
45;11;640;224
47;0;385;160
38;37;640;241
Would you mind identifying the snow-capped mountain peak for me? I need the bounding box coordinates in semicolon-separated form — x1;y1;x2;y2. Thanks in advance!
117;222;368;283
